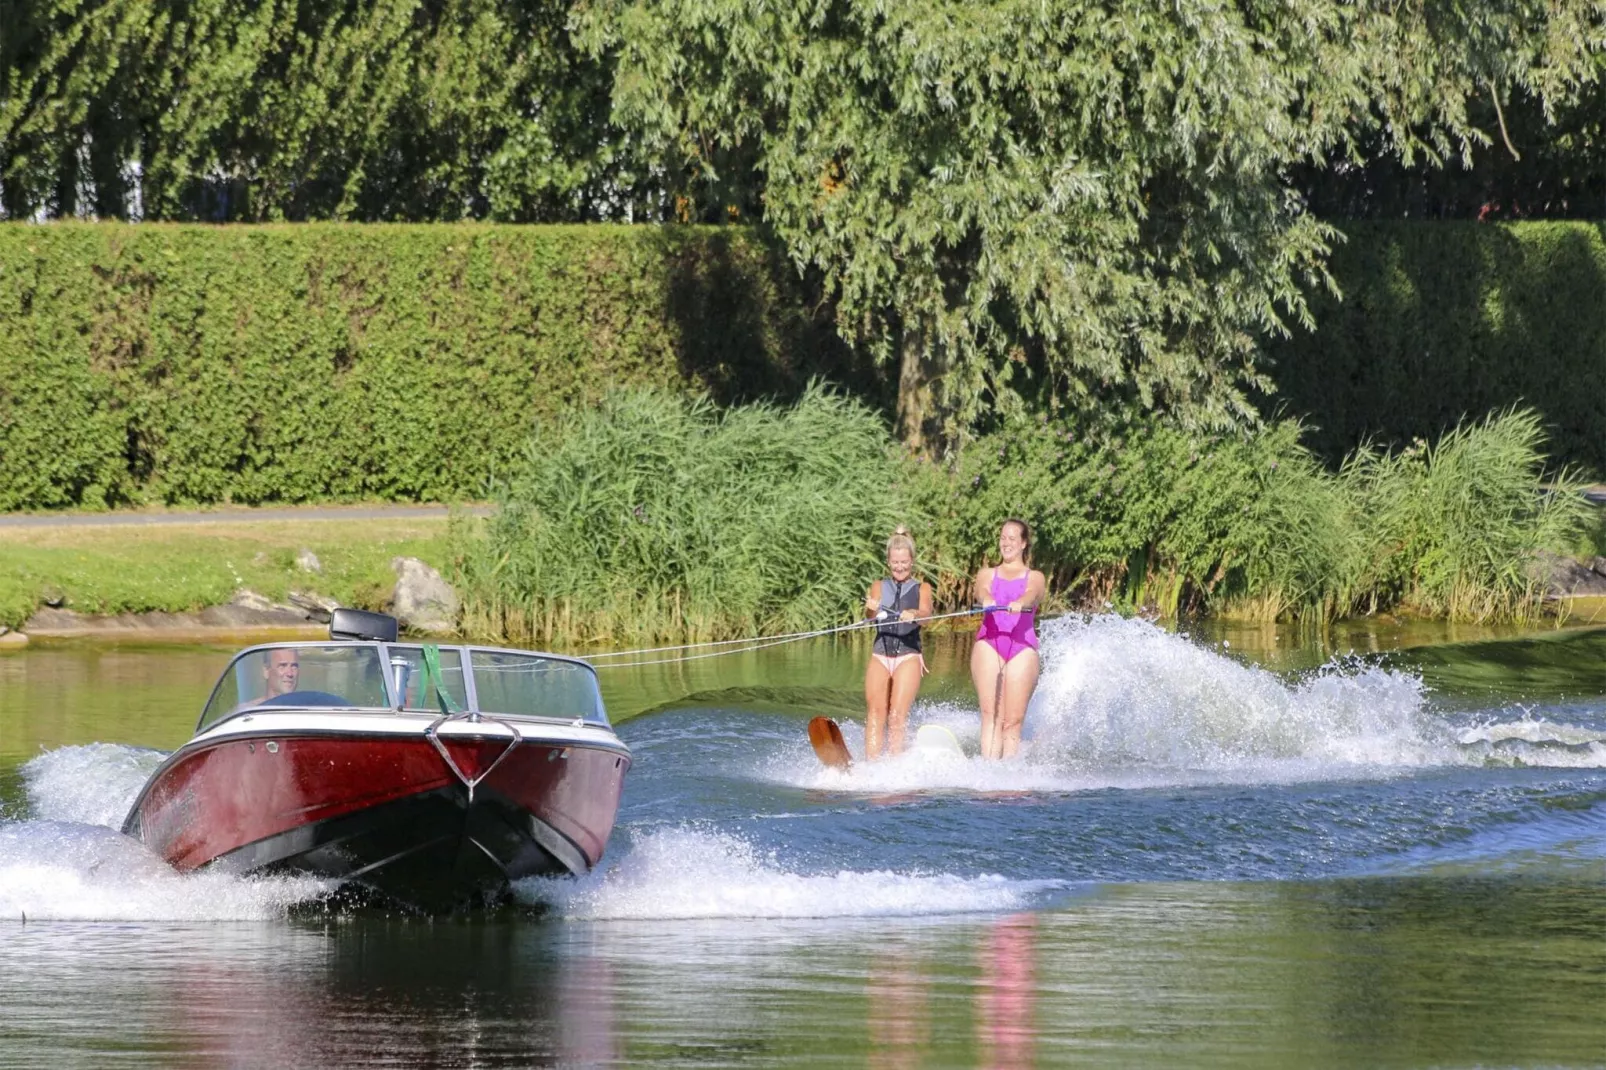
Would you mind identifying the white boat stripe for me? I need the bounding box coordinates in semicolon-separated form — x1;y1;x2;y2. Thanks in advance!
194;712;628;752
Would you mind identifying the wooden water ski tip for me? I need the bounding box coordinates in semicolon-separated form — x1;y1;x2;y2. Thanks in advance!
807;716;852;769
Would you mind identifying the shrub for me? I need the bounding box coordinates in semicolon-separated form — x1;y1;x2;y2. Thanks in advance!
1343;410;1592;621
926;408;1586;624
462;391;1586;642
0;222;853;509
454;385;917;646
1270;221;1606;478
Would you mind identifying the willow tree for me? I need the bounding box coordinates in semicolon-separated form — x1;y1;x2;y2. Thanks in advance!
582;0;1604;449
0;0;633;221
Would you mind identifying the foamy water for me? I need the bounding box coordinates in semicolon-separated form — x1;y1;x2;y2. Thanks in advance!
0;820;331;921
760;616;1606;793
3;617;1602;923
515;826;1062;920
1025;615;1441;767
0;746;332;921
23;743;166;828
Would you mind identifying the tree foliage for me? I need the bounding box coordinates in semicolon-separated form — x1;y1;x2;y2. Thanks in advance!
3;0;1603;441
1298;79;1606;221
580;0;1604;445
0;0;644;221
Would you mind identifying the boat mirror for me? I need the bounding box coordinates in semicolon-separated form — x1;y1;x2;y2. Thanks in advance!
330;608;399;642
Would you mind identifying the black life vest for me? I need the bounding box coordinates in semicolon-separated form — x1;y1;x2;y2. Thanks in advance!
873;577;922;656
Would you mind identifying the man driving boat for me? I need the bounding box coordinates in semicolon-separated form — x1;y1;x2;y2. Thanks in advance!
254;648;300;703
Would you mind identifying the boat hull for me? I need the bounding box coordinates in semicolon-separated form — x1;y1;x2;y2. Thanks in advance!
123;727;630;912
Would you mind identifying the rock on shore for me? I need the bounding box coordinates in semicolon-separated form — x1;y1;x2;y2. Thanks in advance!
391;557;459;636
1533;552;1606;598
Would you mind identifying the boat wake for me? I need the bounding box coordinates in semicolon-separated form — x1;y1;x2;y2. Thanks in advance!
763;615;1606;793
0;820;333;922
514;826;1062;920
0;745;332;922
1453;716;1606;768
21;743;164;827
1368;799;1606;878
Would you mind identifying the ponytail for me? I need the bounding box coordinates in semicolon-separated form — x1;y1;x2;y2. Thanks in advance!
886;524;916;560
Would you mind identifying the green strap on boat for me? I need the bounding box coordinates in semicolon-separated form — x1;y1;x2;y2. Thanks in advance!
420;644;461;716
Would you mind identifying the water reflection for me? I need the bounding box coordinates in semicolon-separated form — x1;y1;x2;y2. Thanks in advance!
0;920;623;1067
976;913;1037;1070
867;942;931;1070
1391;626;1606;699
0;644;226;763
2;877;1603;1067
1187;617;1602;673
302;922;621;1067
558;955;621;1066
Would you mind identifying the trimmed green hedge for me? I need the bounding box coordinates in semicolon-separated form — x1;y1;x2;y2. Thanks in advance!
1270;221;1606;477
0;223;856;509
5;220;1602;512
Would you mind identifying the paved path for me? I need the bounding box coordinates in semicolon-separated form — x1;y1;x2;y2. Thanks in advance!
0;504;491;529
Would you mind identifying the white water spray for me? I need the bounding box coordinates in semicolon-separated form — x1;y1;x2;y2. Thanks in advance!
1025;615;1435;770
23;743;165;828
515;826;1060;920
770;615;1606;792
0;820;332;921
1;745;332;922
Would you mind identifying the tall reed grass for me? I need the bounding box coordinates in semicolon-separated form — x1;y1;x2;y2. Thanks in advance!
1338;410;1591;622
1208;410;1590;622
935;407;1589;624
454;385;916;646
454;389;1591;646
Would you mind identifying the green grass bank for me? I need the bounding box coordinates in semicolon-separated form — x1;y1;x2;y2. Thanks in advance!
0;516;450;631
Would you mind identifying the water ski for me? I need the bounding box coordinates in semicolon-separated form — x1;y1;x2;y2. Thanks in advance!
914;724;965;757
807;716;853;769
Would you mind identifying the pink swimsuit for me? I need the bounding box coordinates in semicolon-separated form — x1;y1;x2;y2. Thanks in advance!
978;573;1038;661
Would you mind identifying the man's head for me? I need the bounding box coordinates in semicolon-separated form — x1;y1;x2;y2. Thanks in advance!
262;649;300;698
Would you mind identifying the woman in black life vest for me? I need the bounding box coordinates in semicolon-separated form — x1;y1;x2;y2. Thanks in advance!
862;525;933;759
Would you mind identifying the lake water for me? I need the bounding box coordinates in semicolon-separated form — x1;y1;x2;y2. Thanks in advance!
2;616;1604;1067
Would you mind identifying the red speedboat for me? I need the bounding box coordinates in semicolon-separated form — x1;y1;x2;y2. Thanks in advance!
122;610;631;912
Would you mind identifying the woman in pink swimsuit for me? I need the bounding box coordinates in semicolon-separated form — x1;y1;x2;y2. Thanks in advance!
971;518;1045;759
862;526;933;759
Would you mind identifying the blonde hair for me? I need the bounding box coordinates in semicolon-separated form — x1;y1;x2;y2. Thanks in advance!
886;524;916;560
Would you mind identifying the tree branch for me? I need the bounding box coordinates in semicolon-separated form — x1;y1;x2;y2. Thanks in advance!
1489;81;1521;161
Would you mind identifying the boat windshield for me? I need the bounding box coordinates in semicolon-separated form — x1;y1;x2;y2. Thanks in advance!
384;646;469;713
198;643;608;730
200;645;390;729
470;650;608;725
